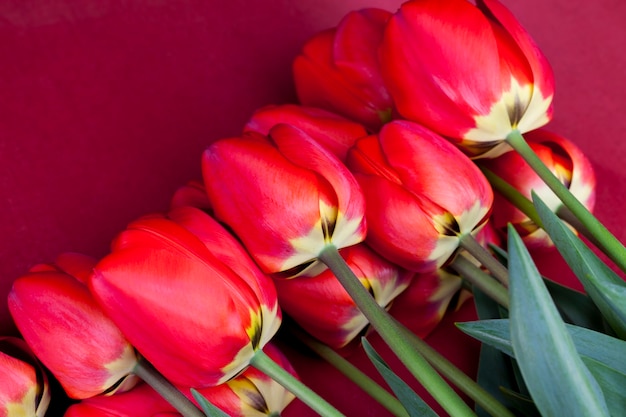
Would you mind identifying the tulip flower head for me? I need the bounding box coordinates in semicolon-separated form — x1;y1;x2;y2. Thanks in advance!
481;129;596;248
274;244;413;348
90;211;281;388
193;343;297;417
202;126;366;278
347;120;493;272
0;337;50;417
293;8;394;130
8;254;139;399
380;0;554;157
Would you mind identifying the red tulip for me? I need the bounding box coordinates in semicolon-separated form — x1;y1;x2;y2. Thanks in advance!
390;221;501;336
64;383;178;417
0;337;50;417
274;244;413;348
8;254;139;399
347;120;493;272
244;104;368;161
90;211;281;388
389;268;463;338
293;8;394;131
480;129;596;248
202;126;366;277
192;343;297;417
380;0;554;158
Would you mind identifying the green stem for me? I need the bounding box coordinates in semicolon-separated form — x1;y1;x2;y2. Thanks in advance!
479;166;543;227
249;348;345;417
133;356;205;417
458;234;509;287
293;326;409;417
392;322;516;417
319;245;476;417
506;129;626;273
450;256;510;309
481;165;603;250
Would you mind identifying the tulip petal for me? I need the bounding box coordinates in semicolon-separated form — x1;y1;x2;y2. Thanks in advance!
269;124;367;252
378;121;493;226
381;0;503;138
203;133;327;273
92;245;261;387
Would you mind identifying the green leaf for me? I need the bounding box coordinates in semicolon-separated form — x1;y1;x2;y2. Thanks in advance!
490;243;605;331
361;338;438;417
543;278;606;331
533;192;626;338
190;389;228;417
458;319;626;416
473;288;516;416
506;224;609;416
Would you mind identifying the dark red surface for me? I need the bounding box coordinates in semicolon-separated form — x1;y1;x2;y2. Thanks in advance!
1;1;625;416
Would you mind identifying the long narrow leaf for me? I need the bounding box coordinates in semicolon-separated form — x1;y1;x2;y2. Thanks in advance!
533;193;626;338
473;288;516;417
458;319;626;416
507;224;609;416
361;338;438;417
190;389;229;417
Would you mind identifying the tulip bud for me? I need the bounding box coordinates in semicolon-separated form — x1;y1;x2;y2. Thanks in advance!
64;383;178;417
192;343;297;417
274;244;413;348
202;127;366;277
0;337;50;417
380;0;554;158
293;8;394;130
90;210;281;388
347;120;493;273
244;104;368;161
8;253;139;399
480;129;596;248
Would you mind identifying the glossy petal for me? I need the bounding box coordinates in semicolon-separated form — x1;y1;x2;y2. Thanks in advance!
64;383;178;417
244;104;367;161
380;0;554;156
275;244;413;348
8;266;137;399
348;123;493;272
482;129;595;248
0;338;50;417
91;217;280;388
192;343;297;417
293;8;393;130
202;129;365;276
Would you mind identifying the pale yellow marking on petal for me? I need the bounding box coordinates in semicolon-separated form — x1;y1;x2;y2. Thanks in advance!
465;77;553;147
102;343;138;393
6;385;37;417
427;201;491;268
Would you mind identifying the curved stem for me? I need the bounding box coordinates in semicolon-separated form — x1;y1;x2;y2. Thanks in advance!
249;348;345;417
293;326;409;417
458;234;509;287
450;255;510;310
133;356;205;417
506;129;626;273
319;245;476;417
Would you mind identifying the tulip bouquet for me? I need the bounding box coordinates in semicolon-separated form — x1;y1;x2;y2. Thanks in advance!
2;0;626;416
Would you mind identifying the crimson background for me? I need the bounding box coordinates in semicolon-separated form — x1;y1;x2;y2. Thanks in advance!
1;1;624;415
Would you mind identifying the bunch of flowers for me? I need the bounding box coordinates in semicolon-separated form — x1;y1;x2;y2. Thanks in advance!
2;0;625;416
